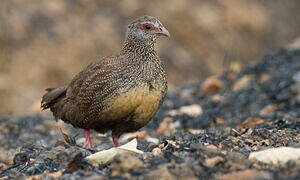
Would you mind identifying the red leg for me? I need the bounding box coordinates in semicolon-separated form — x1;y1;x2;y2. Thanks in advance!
113;137;120;147
83;130;93;149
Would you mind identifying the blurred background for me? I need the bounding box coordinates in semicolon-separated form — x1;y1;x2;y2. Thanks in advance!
0;0;299;116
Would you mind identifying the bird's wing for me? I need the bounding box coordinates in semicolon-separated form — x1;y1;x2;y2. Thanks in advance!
66;55;129;123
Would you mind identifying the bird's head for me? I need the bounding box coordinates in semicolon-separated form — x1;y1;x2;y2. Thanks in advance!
127;15;170;45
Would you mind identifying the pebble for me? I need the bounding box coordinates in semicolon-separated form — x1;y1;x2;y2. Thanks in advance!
169;104;203;117
144;165;175;180
152;147;162;156
205;156;224;167
236;117;266;129
259;104;277;117
179;104;203;117
248;147;300;164
232;75;254;91
110;154;145;176
218;169;271;180
156;117;175;135
201;76;224;94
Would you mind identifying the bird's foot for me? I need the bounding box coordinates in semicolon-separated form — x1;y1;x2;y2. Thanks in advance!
83;130;93;149
83;141;93;149
113;137;120;147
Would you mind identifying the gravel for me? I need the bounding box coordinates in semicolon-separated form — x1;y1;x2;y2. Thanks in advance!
0;49;299;179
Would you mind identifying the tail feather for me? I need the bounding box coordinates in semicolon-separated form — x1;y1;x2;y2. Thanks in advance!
41;86;67;118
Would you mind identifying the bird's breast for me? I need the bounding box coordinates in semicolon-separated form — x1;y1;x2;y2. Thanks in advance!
100;82;166;125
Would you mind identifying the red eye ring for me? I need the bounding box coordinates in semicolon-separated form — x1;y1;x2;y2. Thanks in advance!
140;24;155;31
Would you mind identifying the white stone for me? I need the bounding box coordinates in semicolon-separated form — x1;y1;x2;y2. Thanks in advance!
168;104;203;117
86;138;143;165
248;147;300;164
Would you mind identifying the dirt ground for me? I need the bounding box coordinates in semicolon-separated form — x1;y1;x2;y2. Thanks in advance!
0;49;299;179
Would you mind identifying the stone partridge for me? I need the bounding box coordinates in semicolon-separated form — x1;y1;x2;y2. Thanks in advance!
41;15;170;148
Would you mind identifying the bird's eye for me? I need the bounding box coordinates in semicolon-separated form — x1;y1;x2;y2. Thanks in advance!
140;24;154;31
145;25;152;30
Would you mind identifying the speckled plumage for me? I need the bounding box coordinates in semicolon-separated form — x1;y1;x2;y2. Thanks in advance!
41;16;169;144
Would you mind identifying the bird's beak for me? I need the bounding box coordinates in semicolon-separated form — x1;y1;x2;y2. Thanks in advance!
155;26;170;37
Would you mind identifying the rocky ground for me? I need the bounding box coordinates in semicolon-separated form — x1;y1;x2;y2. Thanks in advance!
0;49;299;179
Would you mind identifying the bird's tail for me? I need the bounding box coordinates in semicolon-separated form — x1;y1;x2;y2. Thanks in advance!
41;86;67;120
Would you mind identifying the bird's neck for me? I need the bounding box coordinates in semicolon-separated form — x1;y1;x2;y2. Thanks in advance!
120;35;156;57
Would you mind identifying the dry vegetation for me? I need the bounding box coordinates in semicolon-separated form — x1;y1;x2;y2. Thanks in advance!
0;0;299;115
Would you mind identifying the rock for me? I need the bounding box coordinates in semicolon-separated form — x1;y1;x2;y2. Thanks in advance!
166;140;180;149
236;117;266;129
205;156;224;167
179;89;194;99
232;75;254;91
65;152;84;173
259;73;271;84
120;131;148;142
156;117;175;136
0;149;16;165
47;171;62;179
169;104;203;117
83;174;106;180
211;94;224;103
293;71;300;82
29;158;35;165
211;118;228;127
286;37;300;50
293;71;300;101
1;122;20;135
26;175;42;180
201;76;224;94
218;170;271;180
145;137;159;145
188;129;205;135
229;61;242;73
259;104;277;117
152;148;162;156
145;165;175;180
169;164;197;180
0;162;8;172
85;138;143;166
204;143;218;150
248;147;300;164
110;153;144;177
295;82;300;102
142;152;154;161
40;146;83;169
179;104;203;117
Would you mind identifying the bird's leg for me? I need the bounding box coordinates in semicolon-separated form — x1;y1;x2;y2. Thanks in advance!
113;137;120;147
83;130;93;149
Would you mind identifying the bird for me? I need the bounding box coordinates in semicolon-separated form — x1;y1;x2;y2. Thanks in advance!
41;15;170;148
